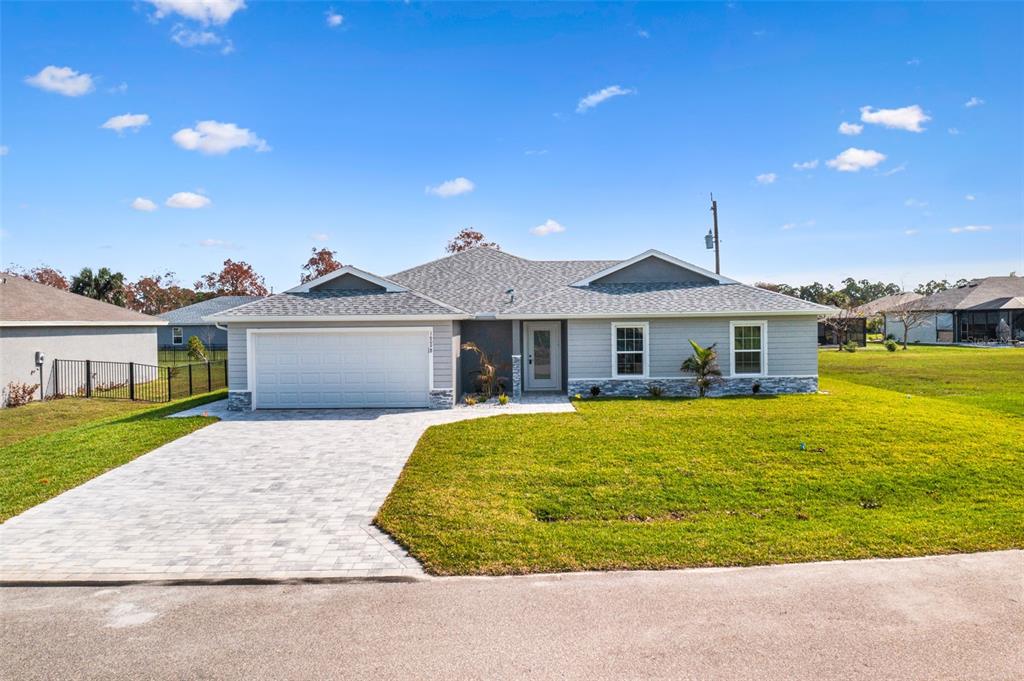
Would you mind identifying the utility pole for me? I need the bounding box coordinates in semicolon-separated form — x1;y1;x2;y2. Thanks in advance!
709;193;721;274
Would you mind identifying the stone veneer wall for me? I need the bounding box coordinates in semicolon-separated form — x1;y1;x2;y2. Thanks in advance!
511;355;522;400
567;376;818;398
227;390;252;411
428;389;454;409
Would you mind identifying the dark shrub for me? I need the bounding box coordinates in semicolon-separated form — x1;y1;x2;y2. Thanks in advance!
589;385;601;397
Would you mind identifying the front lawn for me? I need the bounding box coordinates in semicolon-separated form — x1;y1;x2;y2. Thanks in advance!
0;392;224;522
377;348;1024;575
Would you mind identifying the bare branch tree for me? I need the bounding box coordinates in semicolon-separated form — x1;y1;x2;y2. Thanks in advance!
889;304;933;349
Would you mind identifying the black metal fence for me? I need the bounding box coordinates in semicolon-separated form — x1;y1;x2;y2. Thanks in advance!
53;359;227;403
158;346;228;366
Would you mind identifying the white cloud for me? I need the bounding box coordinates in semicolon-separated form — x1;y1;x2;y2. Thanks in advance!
426;177;475;198
904;229;919;236
949;225;991;234
172;120;269;155
171;27;222;47
0;145;8;156
826;147;887;172
166;192;211;209
311;232;330;242
906;58;921;66
636;29;650;38
326;10;343;27
838;121;863;136
947;127;961;136
146;0;246;25
530;219;566;236
525;149;549;156
131;197;158;212
101;113;150;133
965;194;976;201
964;96;984;108
792;159;818;170
199;238;232;247
781;220;816;231
24;65;94;97
756;173;777;185
881;162;907;176
904;198;928;208
576;85;635;113
108;82;128;94
859;105;931;132
752;29;767;37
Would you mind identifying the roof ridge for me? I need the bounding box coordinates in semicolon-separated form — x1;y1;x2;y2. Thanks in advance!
388;246;524;279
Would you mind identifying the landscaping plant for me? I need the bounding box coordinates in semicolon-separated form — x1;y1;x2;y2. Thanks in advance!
187;335;208;362
460;342;508;399
680;340;721;397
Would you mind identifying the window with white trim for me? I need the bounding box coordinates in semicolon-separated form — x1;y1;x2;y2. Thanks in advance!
731;321;766;376
612;322;648;377
172;327;184;345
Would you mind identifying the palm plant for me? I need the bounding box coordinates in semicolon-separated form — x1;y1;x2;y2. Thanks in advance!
680;339;722;398
461;342;508;398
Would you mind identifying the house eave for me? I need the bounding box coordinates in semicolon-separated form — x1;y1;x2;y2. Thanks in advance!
0;320;167;327
496;309;834;320
204;314;471;324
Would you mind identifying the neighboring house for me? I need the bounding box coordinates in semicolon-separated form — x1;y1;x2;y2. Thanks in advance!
157;296;263;349
817;291;924;346
0;274;164;405
207;248;832;411
883;276;1024;344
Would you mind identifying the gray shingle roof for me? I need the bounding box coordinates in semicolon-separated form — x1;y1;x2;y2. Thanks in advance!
1;274;163;325
158;296;264;324
388;247;617;314
207;290;462;319
501;282;833;316
853;292;923;316
901;277;1024;311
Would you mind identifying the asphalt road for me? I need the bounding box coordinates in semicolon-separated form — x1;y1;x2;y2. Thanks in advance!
2;551;1021;680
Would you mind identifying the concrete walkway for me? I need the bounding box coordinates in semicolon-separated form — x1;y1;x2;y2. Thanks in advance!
0;397;574;583
3;551;1020;680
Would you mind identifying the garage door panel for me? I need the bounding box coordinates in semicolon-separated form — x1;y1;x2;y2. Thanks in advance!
253;331;430;409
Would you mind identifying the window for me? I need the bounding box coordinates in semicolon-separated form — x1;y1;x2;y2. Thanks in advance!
172;327;184;345
731;321;766;376
612;322;648;377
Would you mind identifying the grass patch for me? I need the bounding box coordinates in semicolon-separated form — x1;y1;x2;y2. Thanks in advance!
0;391;224;522
378;347;1024;575
0;399;156;448
820;344;1023;416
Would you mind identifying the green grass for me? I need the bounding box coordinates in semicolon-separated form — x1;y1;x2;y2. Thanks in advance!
377;347;1024;575
0;391;225;522
820;344;1024;416
0;399;156;448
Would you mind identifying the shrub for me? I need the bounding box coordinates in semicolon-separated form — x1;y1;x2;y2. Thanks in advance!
589;385;601;397
4;381;37;408
464;395;477;406
751;381;761;395
842;341;858;353
680;340;722;398
498;394;509;405
884;339;899;352
646;384;665;398
187;335;208;362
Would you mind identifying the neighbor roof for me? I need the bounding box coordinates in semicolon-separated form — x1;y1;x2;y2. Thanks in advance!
900;277;1024;311
206;290;465;321
159;296;264;324
853;292;923;316
0;274;164;326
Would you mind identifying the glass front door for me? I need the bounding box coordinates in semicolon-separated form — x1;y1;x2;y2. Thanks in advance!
525;322;560;390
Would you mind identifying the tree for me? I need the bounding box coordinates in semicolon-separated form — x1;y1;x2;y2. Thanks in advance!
187;335;208;362
889;303;932;349
757;278;901;307
195;259;269;296
300;247;343;283
445;229;499;254
70;267;127;306
125;272;199;315
680;340;722;398
821;294;860;350
8;264;69;290
915;279;970;296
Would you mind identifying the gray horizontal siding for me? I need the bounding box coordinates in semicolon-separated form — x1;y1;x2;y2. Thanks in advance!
568;316;818;379
158;324;226;347
226;320;454;392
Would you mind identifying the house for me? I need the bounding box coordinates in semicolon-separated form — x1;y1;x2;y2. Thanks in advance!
0;274;164;405
817;291;924;346
883;276;1024;344
205;248;833;410
157;296;263;349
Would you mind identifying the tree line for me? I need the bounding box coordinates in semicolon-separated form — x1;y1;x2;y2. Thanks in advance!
755;277;971;308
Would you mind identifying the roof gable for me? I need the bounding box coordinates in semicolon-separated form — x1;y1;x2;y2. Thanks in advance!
572;250;735;287
286;266;408;293
0;274;164;326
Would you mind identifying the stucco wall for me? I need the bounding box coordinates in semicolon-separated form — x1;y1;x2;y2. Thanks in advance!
225;320;455;393
567;316;818;379
157;324;226;347
0;326;158;404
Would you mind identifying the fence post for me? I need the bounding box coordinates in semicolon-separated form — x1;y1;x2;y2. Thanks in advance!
85;360;92;398
207;361;212;392
188;363;193;396
166;367;172;402
54;359;60;397
129;362;135;401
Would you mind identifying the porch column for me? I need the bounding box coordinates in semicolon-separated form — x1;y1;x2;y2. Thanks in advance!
511;355;522;400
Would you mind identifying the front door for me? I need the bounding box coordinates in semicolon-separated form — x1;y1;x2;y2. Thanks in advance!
524;322;561;391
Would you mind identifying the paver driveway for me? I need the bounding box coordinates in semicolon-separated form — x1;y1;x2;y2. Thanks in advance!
0;398;573;583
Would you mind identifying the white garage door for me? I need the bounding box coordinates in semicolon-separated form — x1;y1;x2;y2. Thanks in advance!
252;330;431;409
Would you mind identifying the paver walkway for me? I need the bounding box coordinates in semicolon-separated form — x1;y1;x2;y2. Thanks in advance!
0;397;573;583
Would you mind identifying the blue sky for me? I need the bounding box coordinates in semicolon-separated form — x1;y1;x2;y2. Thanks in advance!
2;1;1022;291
